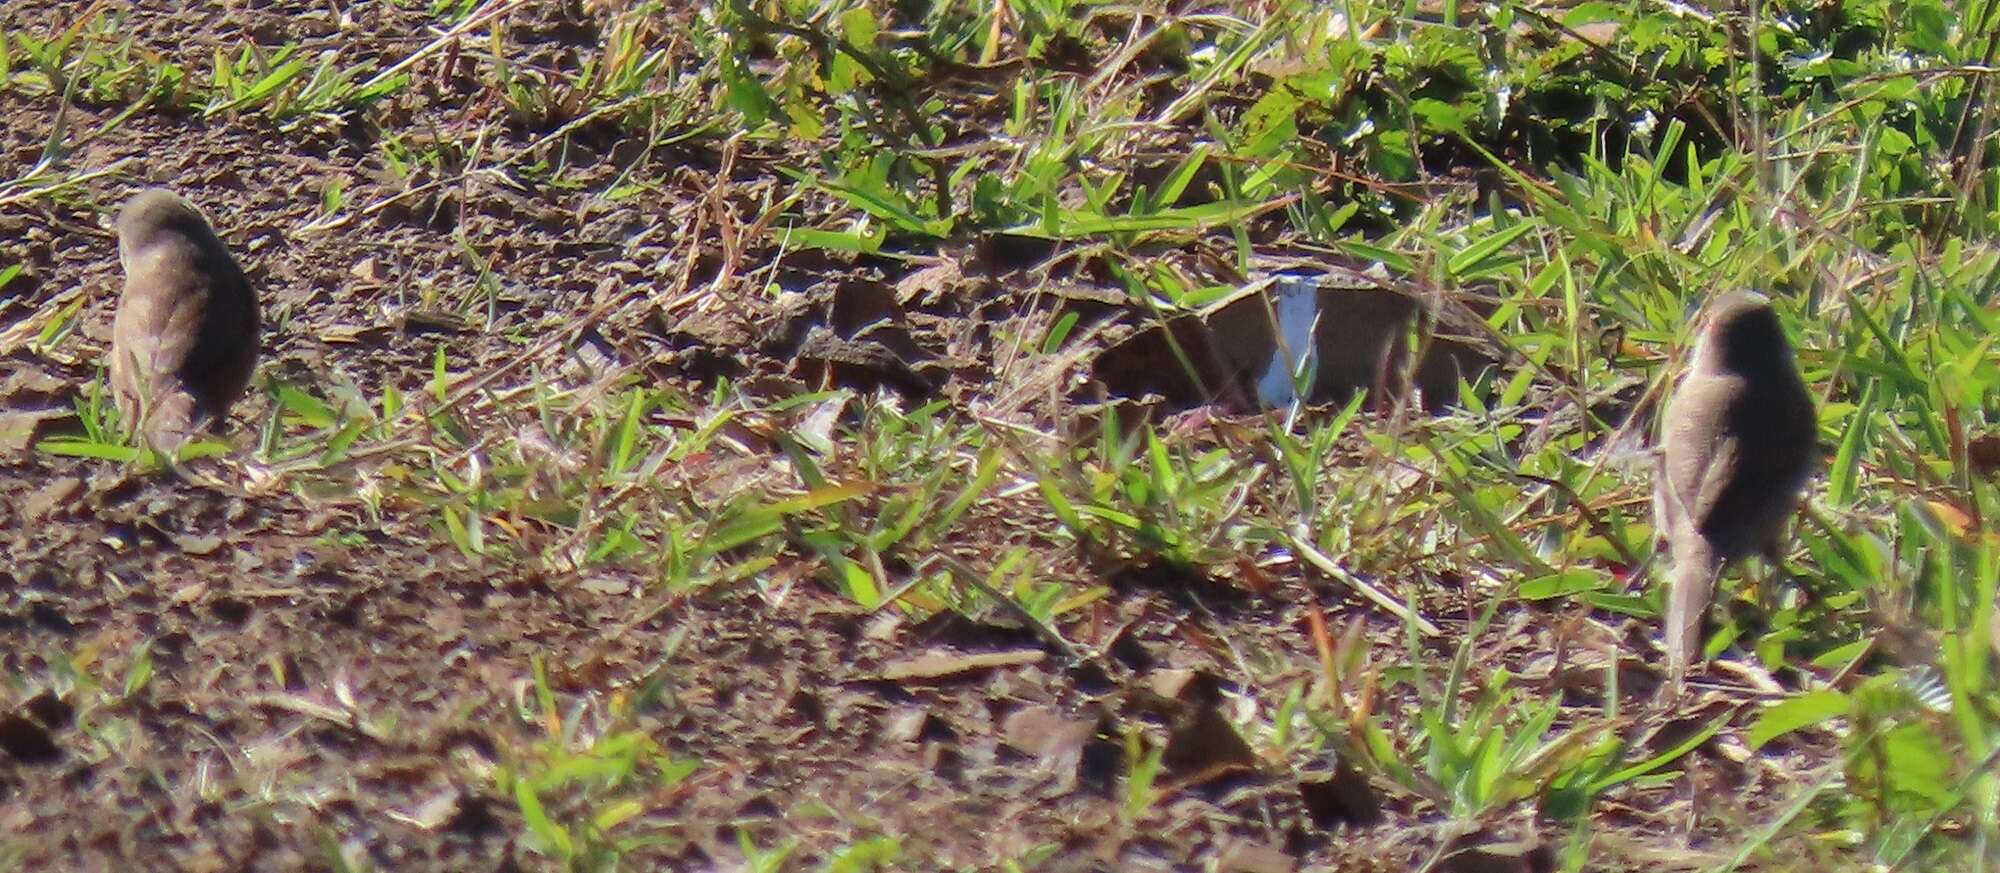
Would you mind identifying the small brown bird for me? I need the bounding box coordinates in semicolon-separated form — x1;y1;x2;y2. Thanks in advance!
1655;290;1816;685
108;188;259;452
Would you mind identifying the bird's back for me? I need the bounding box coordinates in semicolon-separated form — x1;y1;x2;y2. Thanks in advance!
1659;366;1814;562
110;235;257;435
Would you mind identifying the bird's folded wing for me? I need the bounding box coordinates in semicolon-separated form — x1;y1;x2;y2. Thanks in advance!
1689;432;1742;528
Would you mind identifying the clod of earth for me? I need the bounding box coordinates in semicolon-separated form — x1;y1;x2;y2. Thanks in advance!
1089;270;1497;414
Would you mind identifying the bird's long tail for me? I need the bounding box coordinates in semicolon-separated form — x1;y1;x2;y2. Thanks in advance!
1664;544;1720;689
126;376;204;457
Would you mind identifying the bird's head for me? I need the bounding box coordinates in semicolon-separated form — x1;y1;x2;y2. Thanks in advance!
115;189;217;269
1695;290;1795;373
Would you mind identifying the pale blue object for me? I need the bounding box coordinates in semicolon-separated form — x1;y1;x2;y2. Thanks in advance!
1253;275;1322;408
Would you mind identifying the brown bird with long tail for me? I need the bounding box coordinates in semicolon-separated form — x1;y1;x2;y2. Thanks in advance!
1655;290;1816;687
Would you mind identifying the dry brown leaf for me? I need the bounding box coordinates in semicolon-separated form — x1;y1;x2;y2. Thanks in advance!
879;648;1044;681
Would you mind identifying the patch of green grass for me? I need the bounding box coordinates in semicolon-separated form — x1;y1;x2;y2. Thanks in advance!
497;655;702;870
3;9;406;124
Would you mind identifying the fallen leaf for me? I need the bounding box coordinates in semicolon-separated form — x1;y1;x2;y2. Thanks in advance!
893;258;963;305
23;476;82;521
884;707;933;744
1001;705;1096;761
173;533;226;555
351;257;387;284
0;408;72;454
1001;705;1097;793
579;576;631;596
880;648;1044;681
1218;841;1295;873
389;788;464;830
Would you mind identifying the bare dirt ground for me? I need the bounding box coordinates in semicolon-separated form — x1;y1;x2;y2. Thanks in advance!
0;2;1853;871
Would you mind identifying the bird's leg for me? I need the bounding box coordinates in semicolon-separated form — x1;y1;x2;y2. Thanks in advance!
1756;535;1793;615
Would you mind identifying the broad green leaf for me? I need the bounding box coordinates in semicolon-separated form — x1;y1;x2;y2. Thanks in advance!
1747;690;1851;749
